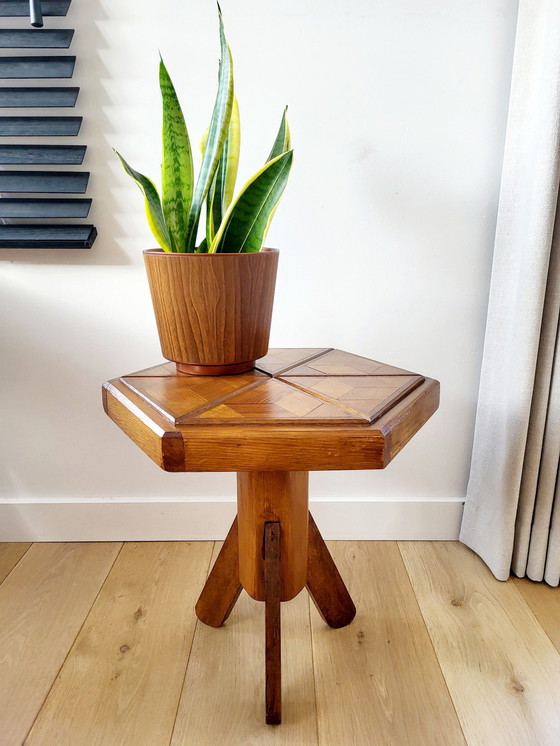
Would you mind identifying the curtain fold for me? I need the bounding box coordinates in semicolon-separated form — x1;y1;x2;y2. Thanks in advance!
460;0;560;586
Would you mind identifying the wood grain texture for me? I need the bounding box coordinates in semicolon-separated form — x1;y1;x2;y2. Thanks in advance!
0;543;121;746
0;541;31;583
171;545;318;744
102;380;186;472
378;376;440;466
281;348;414;377
306;514;356;628
237;471;309;601
280;374;424;424
103;351;439;472
143;248;278;371
195;518;242;628
400;542;560;746
256;347;332;375
264;522;282;725
514;577;560;653
25;541;212;746
121;370;265;425
311;541;466;746
190;377;369;425
102;385;436;472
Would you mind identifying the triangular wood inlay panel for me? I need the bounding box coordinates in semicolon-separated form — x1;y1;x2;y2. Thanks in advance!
120;371;267;425
255;348;332;376
281;349;415;377
125;362;178;378
279;375;425;424
186;378;369;425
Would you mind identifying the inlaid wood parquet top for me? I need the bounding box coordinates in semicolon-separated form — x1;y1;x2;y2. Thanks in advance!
120;349;424;427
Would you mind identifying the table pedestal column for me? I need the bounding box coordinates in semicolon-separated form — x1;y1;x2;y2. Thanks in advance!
237;471;308;602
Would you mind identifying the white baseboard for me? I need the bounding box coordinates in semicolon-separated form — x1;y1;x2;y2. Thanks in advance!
0;498;464;542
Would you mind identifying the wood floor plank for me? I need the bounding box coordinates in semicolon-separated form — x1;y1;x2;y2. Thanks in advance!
311;541;465;746
513;577;560;654
0;541;31;583
171;543;318;745
25;541;213;746
400;541;560;746
0;542;121;746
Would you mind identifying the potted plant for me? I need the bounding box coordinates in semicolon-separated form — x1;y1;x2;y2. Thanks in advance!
115;8;293;375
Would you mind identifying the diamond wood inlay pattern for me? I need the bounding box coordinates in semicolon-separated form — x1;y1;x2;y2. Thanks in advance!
116;350;424;428
255;348;332;375
120;371;266;425
125;362;177;378
279;375;424;423
187;378;368;425
280;349;414;377
103;349;440;471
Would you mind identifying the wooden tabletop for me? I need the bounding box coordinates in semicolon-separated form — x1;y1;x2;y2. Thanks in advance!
103;348;439;472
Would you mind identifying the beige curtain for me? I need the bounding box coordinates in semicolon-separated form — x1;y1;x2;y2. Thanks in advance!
460;0;560;586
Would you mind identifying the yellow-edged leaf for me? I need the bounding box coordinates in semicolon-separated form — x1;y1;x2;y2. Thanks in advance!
114;149;173;252
210;150;293;254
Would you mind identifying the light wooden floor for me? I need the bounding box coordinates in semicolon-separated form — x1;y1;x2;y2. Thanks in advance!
0;540;559;746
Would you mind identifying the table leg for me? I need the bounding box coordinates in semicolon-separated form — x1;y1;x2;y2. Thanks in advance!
195;517;242;628
195;475;356;725
306;512;356;628
264;521;282;725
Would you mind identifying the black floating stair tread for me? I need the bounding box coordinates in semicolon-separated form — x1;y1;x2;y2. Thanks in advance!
0;224;97;248
0;87;79;107
0;29;74;49
0;144;86;164
0;198;91;218
0;116;82;136
0;1;71;16
0;170;89;193
0;56;76;79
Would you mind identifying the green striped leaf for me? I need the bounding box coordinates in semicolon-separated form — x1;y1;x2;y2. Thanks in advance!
262;108;292;239
160;57;193;253
114;149;173;252
184;9;233;252
205;95;240;245
267;106;291;162
210;150;293;254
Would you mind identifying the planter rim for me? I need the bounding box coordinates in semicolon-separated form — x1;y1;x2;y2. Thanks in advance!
143;247;278;257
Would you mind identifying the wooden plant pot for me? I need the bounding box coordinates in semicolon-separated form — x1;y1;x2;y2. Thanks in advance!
143;248;279;375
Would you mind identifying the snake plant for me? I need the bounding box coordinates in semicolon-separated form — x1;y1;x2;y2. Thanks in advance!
115;8;293;254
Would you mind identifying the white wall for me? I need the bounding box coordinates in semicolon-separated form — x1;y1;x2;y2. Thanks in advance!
0;0;519;539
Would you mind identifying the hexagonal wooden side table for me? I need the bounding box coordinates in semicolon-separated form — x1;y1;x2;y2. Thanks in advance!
103;348;439;724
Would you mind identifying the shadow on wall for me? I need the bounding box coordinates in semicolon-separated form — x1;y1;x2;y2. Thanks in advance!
0;1;129;267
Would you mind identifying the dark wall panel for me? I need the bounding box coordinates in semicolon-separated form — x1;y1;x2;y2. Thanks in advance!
0;223;97;249
0;87;79;107
0;116;82;135
0;1;71;16
0;170;90;193
0;144;86;164
0;198;91;218
0;29;74;48
0;56;76;79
